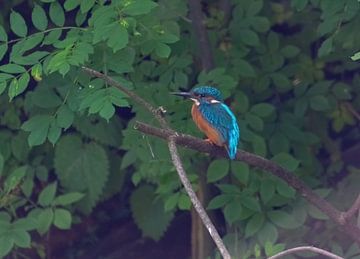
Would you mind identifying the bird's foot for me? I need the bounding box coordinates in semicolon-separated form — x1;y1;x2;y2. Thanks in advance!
204;138;215;144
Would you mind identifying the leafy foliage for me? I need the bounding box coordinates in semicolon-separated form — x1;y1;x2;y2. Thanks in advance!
0;0;359;258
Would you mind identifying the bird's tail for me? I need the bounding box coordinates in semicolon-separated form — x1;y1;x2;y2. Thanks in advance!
225;145;237;160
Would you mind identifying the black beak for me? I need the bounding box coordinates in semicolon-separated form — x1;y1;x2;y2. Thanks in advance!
170;91;192;98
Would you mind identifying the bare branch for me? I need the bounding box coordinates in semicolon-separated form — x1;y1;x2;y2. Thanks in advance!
268;246;344;259
135;121;360;245
82;67;232;258
340;194;360;224
168;137;231;259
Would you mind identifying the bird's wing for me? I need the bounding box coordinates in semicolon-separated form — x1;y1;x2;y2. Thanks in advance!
200;103;239;144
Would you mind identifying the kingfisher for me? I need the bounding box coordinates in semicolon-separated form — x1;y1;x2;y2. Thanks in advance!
172;86;240;159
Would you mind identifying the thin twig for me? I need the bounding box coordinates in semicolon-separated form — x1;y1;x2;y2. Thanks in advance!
268;246;344;259
168;137;231;259
134;121;360;245
340;194;360;224
345;102;360;121
82;67;232;259
81;67;168;129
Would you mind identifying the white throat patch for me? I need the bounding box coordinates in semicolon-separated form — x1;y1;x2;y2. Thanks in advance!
190;98;200;106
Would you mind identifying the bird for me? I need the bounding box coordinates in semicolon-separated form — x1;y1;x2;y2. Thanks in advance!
171;86;240;159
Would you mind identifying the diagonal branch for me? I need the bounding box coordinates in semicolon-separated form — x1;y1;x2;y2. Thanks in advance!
168;137;231;259
340;194;360;224
134;121;360;245
268;246;344;259
82;67;231;259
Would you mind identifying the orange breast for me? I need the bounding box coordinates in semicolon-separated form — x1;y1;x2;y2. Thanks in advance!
191;104;224;146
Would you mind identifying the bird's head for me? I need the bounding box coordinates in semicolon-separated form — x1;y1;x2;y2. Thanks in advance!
171;86;223;106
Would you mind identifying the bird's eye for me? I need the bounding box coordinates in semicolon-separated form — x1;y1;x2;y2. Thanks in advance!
200;94;206;97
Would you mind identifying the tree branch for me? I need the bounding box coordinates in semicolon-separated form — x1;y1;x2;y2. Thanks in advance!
340;194;360;224
268;246;344;259
82;67;231;259
81;66;169;129
168;137;231;259
134;121;360;245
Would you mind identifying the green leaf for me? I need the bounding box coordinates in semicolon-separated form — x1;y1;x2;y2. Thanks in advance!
0;237;13;257
247;0;263;16
54;135;109;213
250;103;275;117
310;95;330;111
224;200;242;224
123;0;158;15
4;166;27;193
239;29;260;46
8;72;30;101
267;32;279;52
276;179;296;198
49;2;65;26
241;196;261;212
207;194;232;210
178;194;191;210
294;97;308;117
10;11;27;37
271;73;291;92
351;51;360;61
250;16;270;32
269;132;290;155
318;37;333;57
48;123;61;145
32;4;48;31
245;213;265;237
130;185;174;241
0;44;8;62
307;205;329;220
38;182;57;206
257;222;278;245
267;210;300;229
332;82;352;100
0;25;8;42
56;105;74;129
0;64;26;73
272;153;299;171
37;208;54;234
43;30;62;45
81;0;95;13
64;0;80;11
281;45;300;58
252;135;267;156
260;179;275;204
21;115;52;146
155;43;171;58
53;192;85;206
99;102;115;121
53;208;72;229
207;159;230;183
231;161;249;185
292;0;309;11
237;59;256;77
10;230;31;248
107;24;128;52
246;113;263;131
0;81;6;95
164;193;179;211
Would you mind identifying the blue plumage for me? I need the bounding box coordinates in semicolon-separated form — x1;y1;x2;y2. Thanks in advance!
172;86;240;159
